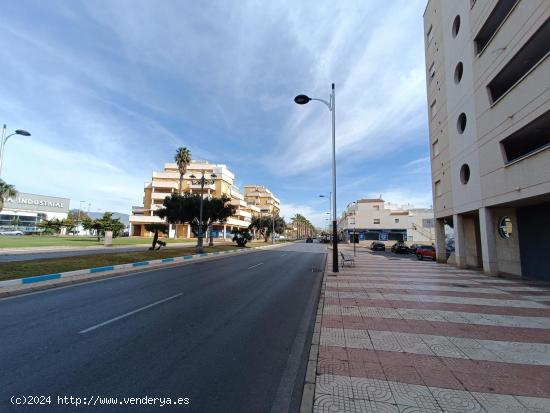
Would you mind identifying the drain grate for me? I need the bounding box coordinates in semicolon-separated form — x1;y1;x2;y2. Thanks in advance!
451;283;469;288
311;268;323;273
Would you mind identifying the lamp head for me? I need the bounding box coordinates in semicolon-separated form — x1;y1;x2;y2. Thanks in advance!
15;129;31;136
189;174;196;179
294;94;311;105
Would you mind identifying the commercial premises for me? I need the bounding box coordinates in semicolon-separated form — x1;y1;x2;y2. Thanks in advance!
337;198;435;244
129;160;278;239
1;192;70;232
423;0;550;279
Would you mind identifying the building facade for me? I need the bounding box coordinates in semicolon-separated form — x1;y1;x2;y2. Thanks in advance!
129;160;277;239
1;192;69;232
423;0;550;279
243;185;281;216
337;198;435;244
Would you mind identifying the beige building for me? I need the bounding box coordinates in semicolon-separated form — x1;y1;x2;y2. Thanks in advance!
244;185;281;216
130;160;275;239
337;198;435;244
423;0;550;280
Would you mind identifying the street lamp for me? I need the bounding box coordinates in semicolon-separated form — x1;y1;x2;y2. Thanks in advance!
78;200;86;235
296;84;338;272
0;125;31;179
189;171;217;253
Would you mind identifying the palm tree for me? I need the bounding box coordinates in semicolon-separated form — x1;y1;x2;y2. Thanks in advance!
174;147;191;194
0;179;16;212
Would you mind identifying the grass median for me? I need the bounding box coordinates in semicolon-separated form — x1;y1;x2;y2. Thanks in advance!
0;236;199;249
0;242;274;281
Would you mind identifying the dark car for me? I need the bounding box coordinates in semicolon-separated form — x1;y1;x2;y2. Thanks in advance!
306;237;313;243
370;241;385;251
391;241;409;254
416;245;436;260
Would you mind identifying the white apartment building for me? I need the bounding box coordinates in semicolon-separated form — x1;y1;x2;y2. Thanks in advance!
129;160;274;239
424;0;549;280
337;198;435;244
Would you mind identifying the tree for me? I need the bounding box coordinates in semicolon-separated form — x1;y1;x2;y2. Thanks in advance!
249;215;286;242
0;180;16;212
174;147;191;194
10;217;22;229
81;213;125;241
232;228;252;247
61;218;77;234
144;223;169;250
37;218;63;235
68;209;91;223
156;193;236;242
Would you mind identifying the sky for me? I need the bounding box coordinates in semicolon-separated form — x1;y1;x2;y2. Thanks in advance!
0;0;431;227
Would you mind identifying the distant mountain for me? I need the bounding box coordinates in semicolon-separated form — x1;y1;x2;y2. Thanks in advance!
88;212;130;226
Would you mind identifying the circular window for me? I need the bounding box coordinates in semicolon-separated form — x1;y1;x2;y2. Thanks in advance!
498;216;513;239
457;113;467;134
452;15;461;37
460;164;470;184
454;62;463;84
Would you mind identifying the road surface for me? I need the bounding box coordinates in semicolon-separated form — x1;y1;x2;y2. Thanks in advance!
0;242;325;413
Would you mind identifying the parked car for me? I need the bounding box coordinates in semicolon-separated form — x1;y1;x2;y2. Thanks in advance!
0;230;24;236
408;243;422;254
391;241;409;254
370;241;385;251
416;245;436;260
306;237;313;243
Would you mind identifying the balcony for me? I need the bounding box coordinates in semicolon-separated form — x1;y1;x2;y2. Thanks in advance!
151;192;171;201
225;217;251;228
152;181;178;190
129;215;165;224
153;171;179;179
189;180;216;190
236;209;252;219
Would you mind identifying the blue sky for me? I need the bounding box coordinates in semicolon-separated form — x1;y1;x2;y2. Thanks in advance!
0;0;431;226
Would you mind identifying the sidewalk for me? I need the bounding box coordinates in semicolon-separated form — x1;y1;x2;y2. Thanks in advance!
314;245;550;412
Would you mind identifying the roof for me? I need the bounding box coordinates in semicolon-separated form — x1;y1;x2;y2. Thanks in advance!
357;198;384;203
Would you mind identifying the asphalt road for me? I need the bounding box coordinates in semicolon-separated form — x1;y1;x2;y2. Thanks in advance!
0;242;326;413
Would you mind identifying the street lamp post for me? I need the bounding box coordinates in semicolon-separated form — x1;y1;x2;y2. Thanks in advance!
189;171;217;253
295;84;338;272
78;200;86;235
0;125;31;179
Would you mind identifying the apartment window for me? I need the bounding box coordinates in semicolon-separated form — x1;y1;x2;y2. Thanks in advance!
373;219;380;224
394;218;399;223
460;164;471;184
429;62;435;81
454;62;463;84
427;26;433;45
487;20;549;104
430;100;437;119
432;139;440;157
457;113;467;134
501;110;550;163
452;15;461;38
474;0;519;55
373;205;379;211
435;180;442;196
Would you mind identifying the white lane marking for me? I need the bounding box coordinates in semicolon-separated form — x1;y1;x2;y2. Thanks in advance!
248;262;264;270
281;254;287;257
79;293;183;334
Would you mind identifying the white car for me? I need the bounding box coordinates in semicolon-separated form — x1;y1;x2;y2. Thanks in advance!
0;230;24;236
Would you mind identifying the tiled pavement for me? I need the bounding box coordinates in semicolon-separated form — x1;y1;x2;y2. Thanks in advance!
314;246;550;413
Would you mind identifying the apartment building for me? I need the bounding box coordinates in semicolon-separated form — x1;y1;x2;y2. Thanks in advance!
129;160;270;238
337;198;436;244
243;185;281;216
423;0;549;280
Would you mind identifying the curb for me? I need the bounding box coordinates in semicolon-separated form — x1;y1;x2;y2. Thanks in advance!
0;243;286;295
299;252;327;413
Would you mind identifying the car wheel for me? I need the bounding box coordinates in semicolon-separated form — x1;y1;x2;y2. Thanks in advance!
417;253;423;260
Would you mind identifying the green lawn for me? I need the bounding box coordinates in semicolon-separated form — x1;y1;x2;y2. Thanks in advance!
0;236;197;249
0;243;275;280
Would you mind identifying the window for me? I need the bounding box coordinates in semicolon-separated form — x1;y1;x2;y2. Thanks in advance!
498;216;513;238
452;15;461;38
394;218;399;223
373;205;380;211
460;164;471;184
457;113;467;134
373;219;380;224
435;180;442;196
427;26;433;45
432;139;440;156
501;110;550;163
474;0;519;54
454;62;463;84
428;62;435;82
423;218;435;228
430;100;437;119
487;19;549;103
